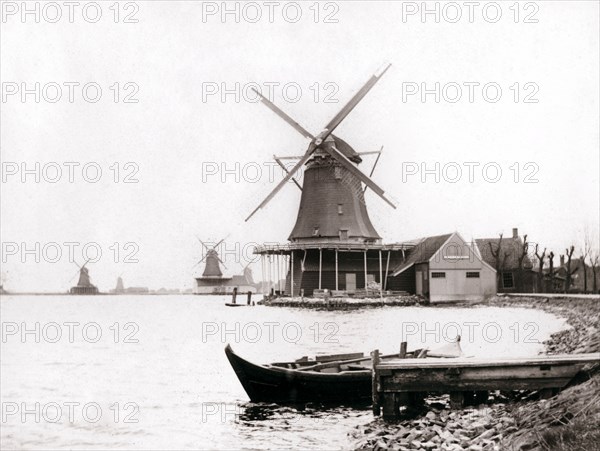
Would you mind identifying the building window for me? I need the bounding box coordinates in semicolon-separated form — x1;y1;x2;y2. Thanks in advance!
466;272;480;278
334;166;342;180
502;272;514;289
431;272;446;278
337;204;343;215
339;229;348;240
313;227;319;236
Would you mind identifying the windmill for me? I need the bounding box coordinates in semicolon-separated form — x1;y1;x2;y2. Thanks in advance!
245;64;408;297
0;272;7;294
115;272;125;293
193;237;261;295
245;62;396;240
194;236;228;277
69;260;99;295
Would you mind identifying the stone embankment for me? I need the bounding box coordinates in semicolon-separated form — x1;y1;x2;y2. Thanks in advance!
260;294;425;309
351;295;600;451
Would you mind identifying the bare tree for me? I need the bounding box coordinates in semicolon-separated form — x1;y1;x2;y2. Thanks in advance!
564;245;578;292
591;253;599;293
581;230;593;293
489;234;508;290
516;234;529;291
534;244;546;293
548;251;555;293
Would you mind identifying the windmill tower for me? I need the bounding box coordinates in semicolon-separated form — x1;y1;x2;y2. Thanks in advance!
194;237;232;294
115;275;125;293
69;260;99;295
245;64;412;297
0;272;7;294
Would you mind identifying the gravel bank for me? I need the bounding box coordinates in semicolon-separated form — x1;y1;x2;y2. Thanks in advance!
351;295;600;451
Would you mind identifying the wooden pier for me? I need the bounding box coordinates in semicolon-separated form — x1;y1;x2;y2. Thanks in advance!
371;351;599;420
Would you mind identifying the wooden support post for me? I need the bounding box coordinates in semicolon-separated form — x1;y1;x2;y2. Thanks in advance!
277;253;281;293
335;249;338;291
232;287;237;304
384;251;391;291
371;349;380;416
247;291;252;305
364;250;368;291
319;248;322;290
291;251;294;298
379;250;383;300
539;388;554;399
382;394;399;420
261;255;265;293
399;341;407;358
450;392;465;409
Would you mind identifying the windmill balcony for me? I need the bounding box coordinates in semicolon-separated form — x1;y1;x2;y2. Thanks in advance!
253;240;416;255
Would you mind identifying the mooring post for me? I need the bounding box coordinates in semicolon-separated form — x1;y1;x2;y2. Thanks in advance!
232;287;238;304
247;291;252;305
399;341;407;358
371;349;381;416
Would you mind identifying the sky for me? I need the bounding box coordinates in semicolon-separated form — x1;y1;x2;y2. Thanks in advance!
1;0;599;292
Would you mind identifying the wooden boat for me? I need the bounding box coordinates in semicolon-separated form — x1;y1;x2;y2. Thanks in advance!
224;303;246;307
225;339;464;404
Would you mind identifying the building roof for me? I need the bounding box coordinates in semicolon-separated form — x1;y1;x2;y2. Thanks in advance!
391;234;453;275
475;236;533;270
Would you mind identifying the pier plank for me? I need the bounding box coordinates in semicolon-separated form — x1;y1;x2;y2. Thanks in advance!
373;352;599;418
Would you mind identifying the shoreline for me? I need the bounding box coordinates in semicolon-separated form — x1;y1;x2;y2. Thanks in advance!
351;295;600;451
259;294;426;309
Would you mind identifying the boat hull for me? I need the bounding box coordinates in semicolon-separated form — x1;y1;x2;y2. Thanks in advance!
225;344;372;404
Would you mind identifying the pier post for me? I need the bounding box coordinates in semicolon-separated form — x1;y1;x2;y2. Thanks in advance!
232;287;238;304
450;392;465;409
371;349;380;416
399;341;407;358
247;291;252;305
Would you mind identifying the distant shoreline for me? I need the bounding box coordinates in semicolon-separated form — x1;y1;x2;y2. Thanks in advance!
0;292;194;296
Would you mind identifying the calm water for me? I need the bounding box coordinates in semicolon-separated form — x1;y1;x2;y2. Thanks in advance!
1;295;566;450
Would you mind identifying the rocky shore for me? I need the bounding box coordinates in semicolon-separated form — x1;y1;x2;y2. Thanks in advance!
351;295;600;451
260;294;425;309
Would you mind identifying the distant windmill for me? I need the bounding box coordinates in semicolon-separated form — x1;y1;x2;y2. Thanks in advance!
193;236;247;295
194;237;228;278
70;260;99;295
0;272;7;294
115;272;125;293
240;261;254;285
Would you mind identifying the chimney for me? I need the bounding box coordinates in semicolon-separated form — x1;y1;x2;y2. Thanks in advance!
512;228;519;239
560;255;565;267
